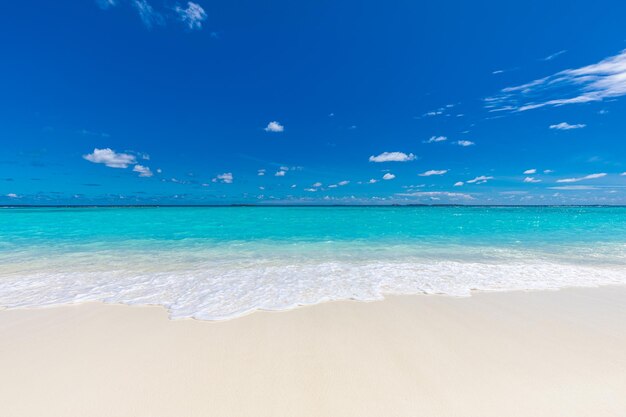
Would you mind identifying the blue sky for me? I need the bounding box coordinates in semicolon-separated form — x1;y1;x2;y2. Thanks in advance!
1;0;626;205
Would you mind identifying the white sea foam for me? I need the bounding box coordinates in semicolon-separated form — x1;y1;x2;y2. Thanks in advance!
1;245;625;320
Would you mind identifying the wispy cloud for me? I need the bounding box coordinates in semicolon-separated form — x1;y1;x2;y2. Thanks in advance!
96;0;117;9
456;140;475;147
6;193;19;198
425;135;447;143
133;164;153;177
257;169;266;176
369;152;416;162
419;169;448;176
175;2;207;30
556;173;606;183
548;185;598;190
454;181;464;187
549;122;586;130
421;104;456;118
467;175;493;184
97;0;209;30
523;177;541;183
132;0;164;28
83;148;137;168
275;170;286;177
523;169;537;174
264;121;284;132
486;49;626;112
543;50;567;61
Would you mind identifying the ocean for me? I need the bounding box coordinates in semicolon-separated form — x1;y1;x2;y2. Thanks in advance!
1;206;625;319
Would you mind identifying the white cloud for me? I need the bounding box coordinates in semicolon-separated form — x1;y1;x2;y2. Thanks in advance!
369;152;416;162
486;49;626;112
556;173;606;183
419;169;448;177
132;0;163;28
543;50;567;61
454;181;464;187
312;182;322;187
424;110;443;117
544;169;554;174
426;135;447;143
397;191;474;200
328;184;338;188
467;175;493;184
6;193;18;198
156;168;162;173
548;185;598;190
621;172;626;176
175;2;207;30
257;169;266;176
275;170;286;177
304;188;317;192
83;148;137;168
523;169;537;175
549;122;586;130
337;180;350;186
214;172;233;183
264;121;284;132
523;177;541;183
368;179;378;184
132;164;153;177
456;140;475;147
382;173;395;180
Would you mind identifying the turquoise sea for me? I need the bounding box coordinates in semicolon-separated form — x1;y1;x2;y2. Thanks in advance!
1;206;625;319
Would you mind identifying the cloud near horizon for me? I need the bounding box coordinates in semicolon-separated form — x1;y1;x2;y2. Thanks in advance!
397;191;474;200
213;172;233;183
556;173;606;183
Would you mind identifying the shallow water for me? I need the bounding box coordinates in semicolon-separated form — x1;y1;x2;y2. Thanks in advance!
1;206;625;319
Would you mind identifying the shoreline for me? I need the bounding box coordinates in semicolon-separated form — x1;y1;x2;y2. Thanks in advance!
2;286;625;416
2;282;626;321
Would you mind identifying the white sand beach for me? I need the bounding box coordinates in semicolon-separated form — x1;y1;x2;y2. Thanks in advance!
1;287;625;417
